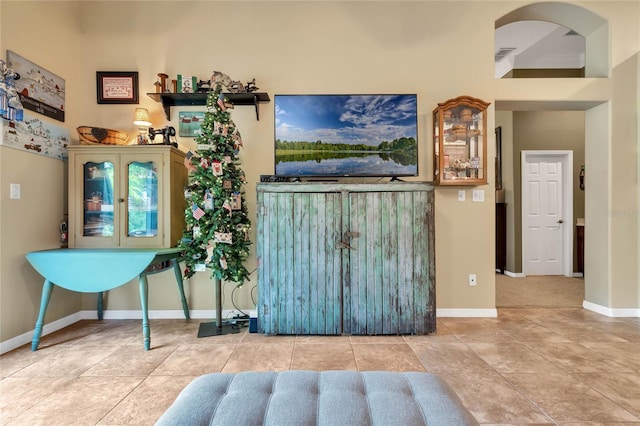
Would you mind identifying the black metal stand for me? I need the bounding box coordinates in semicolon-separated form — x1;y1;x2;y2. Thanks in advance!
197;278;240;337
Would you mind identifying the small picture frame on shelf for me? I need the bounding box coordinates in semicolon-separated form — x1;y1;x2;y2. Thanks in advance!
177;74;197;93
96;71;139;104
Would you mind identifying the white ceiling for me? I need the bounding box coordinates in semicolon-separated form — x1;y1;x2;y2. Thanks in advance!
495;21;586;78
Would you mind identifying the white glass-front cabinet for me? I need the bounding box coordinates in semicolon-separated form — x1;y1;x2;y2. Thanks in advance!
68;145;187;248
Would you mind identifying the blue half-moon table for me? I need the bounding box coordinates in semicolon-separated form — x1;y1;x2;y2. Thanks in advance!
25;247;190;351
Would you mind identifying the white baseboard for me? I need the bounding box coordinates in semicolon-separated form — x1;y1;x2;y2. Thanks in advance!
437;308;498;318
501;271;584;279
0;311;84;355
583;301;640;317
0;309;242;355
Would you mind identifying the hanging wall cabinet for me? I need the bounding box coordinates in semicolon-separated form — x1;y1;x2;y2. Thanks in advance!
433;95;490;185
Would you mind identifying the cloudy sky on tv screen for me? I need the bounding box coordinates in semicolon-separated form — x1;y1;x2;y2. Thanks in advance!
275;94;417;146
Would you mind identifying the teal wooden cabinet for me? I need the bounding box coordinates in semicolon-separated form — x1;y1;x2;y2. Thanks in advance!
257;182;435;335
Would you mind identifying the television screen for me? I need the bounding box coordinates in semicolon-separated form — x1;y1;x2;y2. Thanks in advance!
274;94;418;178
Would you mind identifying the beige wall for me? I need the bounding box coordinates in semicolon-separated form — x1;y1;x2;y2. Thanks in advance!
1;1;82;344
610;54;638;309
1;1;639;345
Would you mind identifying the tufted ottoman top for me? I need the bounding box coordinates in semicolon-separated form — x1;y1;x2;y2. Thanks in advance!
156;370;477;425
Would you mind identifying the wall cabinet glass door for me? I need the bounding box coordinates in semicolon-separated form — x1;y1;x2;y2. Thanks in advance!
82;160;115;238
68;145;187;248
126;160;158;238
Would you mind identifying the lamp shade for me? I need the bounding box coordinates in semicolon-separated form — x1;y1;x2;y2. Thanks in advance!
133;108;152;127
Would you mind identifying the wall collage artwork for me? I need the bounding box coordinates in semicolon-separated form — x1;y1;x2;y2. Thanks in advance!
0;51;69;161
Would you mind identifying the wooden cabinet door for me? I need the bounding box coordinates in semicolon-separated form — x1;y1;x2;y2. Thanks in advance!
257;190;343;335
345;190;434;335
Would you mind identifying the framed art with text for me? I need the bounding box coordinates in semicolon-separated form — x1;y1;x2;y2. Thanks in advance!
96;71;139;104
7;50;66;122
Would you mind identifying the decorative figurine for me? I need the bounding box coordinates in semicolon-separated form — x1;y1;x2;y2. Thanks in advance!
196;80;211;93
244;78;259;92
211;71;232;88
157;73;169;92
228;80;246;94
148;126;177;147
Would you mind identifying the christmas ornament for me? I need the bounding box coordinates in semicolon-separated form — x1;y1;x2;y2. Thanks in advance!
214;232;233;244
204;190;214;209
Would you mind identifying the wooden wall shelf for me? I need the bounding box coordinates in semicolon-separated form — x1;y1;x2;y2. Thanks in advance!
147;92;271;120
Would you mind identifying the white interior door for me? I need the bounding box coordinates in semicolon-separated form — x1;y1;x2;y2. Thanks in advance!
522;151;573;276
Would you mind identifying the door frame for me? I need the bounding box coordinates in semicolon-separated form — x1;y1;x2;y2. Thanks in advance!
521;150;574;277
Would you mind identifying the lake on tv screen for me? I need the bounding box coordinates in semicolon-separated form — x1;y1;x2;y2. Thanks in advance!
275;153;417;176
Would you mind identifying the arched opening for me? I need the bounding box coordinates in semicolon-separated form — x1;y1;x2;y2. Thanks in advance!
493;3;611;308
495;21;585;78
495;2;608;78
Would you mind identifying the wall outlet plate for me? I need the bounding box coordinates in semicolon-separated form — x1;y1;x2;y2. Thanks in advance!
458;190;465;201
472;189;484;202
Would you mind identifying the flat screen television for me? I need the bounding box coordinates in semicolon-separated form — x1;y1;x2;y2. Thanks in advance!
274;94;418;178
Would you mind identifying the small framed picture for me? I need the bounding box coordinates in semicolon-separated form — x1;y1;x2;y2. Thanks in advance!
96;71;139;104
178;111;205;137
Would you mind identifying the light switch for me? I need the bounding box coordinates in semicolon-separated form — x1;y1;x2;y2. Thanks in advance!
472;189;485;202
10;183;20;199
457;190;465;201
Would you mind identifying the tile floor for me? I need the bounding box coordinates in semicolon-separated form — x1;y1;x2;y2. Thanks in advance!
1;308;639;425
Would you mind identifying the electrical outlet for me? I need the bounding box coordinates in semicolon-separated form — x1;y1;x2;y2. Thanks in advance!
10;183;20;199
468;274;477;286
458;190;465;202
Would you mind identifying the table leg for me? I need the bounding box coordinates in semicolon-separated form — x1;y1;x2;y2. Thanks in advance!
97;292;104;320
172;260;190;319
139;274;150;350
32;279;54;351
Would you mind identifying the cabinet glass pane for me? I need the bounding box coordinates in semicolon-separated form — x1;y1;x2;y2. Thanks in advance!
443;105;483;180
127;161;158;237
83;161;115;237
433;96;489;185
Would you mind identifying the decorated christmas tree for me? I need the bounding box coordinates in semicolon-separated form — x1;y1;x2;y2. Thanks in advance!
178;79;251;286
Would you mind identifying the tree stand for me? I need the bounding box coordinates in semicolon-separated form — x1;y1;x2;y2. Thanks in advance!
198;278;240;337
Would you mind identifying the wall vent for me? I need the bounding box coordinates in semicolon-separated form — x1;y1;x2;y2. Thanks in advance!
495;47;516;61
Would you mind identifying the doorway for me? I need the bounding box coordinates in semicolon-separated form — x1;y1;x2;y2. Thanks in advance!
521;150;574;277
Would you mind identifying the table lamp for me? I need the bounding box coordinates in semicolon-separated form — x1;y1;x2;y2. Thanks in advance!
133;108;152;144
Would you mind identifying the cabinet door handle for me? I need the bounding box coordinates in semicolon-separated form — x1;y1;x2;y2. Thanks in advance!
336;241;355;250
118;198;125;203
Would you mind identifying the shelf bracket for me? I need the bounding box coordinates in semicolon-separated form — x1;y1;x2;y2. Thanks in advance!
162;103;171;121
253;94;260;120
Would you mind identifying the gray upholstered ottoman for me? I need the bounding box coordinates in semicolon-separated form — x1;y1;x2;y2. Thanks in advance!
156;370;477;425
